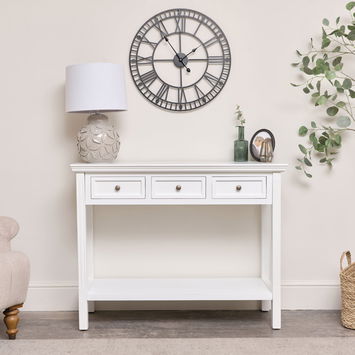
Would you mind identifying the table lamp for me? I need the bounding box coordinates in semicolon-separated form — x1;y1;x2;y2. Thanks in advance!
65;63;127;162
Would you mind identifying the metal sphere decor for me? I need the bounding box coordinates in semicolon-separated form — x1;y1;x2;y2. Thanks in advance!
77;114;120;163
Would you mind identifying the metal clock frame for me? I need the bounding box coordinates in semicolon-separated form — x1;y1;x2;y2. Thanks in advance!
129;8;231;112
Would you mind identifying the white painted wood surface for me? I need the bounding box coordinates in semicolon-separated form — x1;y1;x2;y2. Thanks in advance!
272;172;282;329
71;162;287;330
87;278;272;301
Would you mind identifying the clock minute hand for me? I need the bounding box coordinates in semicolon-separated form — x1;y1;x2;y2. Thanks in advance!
164;36;191;72
180;44;203;61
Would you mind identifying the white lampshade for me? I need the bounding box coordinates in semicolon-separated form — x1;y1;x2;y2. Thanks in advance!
65;63;127;113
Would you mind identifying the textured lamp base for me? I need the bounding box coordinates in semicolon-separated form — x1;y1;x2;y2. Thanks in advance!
77;113;120;163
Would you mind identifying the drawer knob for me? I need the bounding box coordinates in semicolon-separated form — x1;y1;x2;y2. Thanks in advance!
115;185;121;191
176;185;182;191
236;185;242;191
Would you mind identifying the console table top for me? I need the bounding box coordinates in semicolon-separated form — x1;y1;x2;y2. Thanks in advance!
71;161;288;173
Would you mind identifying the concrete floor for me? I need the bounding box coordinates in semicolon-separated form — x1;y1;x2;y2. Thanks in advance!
1;310;355;340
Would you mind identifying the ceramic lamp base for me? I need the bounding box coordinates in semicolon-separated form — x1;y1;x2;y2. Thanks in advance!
77;113;120;163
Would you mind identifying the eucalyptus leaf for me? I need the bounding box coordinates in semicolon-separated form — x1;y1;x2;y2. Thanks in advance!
322;18;330;26
349;89;355;98
333;57;342;66
302;56;310;66
346;2;355;11
325;70;336;80
343;78;352;89
299;126;308;136
309;132;317;146
326;106;339;116
316;95;327;105
298;144;308;154
334;134;342;145
316;144;325;152
303;67;313;75
322;38;331;49
304;157;312;166
336;115;351;127
311;121;317;128
319;136;327;144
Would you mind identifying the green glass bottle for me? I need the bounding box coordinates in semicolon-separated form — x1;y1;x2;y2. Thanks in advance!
234;126;248;162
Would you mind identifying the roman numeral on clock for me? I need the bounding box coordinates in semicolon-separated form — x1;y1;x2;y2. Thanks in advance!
140;70;157;87
204;72;219;86
137;56;153;65
156;83;170;101
194;85;205;99
178;88;187;103
141;38;158;49
175;16;186;32
204;37;218;48
153;18;168;38
208;56;224;65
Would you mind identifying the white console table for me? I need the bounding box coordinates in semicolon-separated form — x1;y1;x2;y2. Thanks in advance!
71;162;287;330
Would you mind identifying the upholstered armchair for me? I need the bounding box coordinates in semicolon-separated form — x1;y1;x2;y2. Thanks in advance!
0;217;30;339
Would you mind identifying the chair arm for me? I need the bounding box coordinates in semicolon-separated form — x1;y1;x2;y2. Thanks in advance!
0;251;30;310
0;217;19;252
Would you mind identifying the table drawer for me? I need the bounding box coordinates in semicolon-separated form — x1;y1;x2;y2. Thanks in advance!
212;176;267;199
90;176;146;199
152;176;206;199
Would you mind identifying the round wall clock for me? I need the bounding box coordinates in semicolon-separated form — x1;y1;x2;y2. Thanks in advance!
129;8;231;111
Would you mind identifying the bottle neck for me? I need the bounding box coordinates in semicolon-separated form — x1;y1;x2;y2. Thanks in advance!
238;126;245;140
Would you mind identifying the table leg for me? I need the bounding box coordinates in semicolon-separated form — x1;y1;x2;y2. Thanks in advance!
271;173;281;329
87;205;95;313
76;173;89;330
261;205;271;312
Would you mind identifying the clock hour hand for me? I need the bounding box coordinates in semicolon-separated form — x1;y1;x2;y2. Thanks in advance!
164;36;191;72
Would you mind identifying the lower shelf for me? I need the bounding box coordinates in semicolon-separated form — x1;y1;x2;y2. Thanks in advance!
87;278;272;301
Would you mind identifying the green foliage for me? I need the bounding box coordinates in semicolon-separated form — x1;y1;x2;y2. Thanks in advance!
234;105;245;127
292;2;355;178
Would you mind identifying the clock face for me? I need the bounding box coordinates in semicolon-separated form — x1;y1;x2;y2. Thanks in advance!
129;8;231;111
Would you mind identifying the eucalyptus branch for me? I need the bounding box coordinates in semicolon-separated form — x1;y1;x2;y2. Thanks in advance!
292;2;355;178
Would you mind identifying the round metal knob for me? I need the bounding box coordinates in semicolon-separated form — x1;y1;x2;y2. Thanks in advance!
236;185;242;191
115;185;121;191
176;185;182;191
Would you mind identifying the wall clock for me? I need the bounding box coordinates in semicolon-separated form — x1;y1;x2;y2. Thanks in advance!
129;8;231;111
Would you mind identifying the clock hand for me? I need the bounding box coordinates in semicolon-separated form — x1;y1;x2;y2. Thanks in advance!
180;44;203;61
164;36;191;72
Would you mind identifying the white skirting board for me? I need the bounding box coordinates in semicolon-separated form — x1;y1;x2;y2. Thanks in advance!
22;280;341;311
